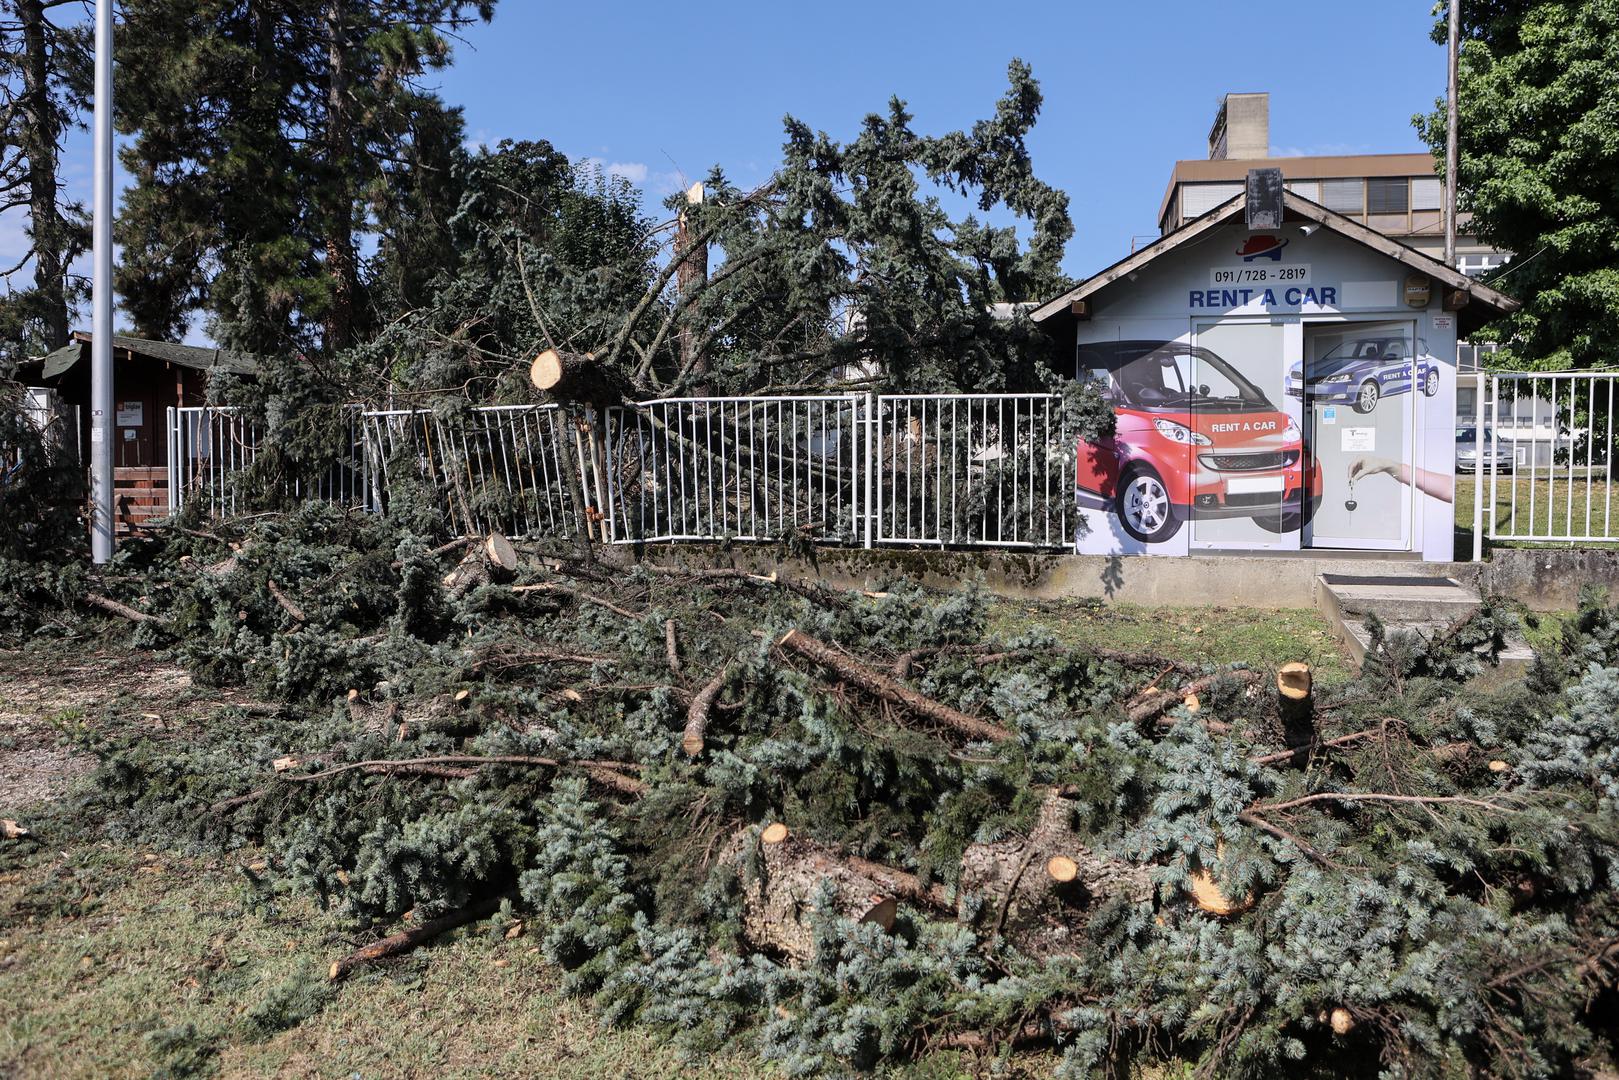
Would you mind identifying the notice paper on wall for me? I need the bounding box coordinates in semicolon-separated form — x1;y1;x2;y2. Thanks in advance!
1342;427;1376;453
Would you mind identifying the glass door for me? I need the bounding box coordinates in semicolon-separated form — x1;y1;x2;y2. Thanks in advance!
1299;320;1416;551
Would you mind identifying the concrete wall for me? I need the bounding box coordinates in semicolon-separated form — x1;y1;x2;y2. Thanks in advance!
612;544;1619;612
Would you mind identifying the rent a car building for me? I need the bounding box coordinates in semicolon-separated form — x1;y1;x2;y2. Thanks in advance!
1031;173;1516;561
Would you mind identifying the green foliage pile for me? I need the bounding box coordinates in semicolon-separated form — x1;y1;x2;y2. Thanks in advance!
0;380;86;639
58;513;1619;1078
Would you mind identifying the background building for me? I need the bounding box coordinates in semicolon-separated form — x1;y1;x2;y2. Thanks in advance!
1160;93;1508;277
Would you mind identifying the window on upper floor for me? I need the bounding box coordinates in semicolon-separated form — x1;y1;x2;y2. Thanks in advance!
1319;178;1364;216
1367;177;1409;214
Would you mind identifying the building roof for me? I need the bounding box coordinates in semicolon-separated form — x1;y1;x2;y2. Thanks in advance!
1159;151;1436;231
1032;188;1519;334
26;332;259;382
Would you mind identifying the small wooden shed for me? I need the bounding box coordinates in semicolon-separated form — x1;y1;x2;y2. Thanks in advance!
17;332;258;530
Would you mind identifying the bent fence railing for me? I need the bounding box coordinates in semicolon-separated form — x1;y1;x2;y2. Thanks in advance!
361;404;588;541
162;392;1078;551
604;395;867;545
1468;371;1619;552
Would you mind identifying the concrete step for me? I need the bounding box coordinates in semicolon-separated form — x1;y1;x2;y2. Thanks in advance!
1317;573;1482;624
1315;573;1535;681
1334;612;1534;670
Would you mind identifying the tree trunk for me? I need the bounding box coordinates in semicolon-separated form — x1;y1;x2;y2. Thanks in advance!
730;824;900;964
18;0;68;349
321;0;358;352
676;183;709;391
959;789;1151;958
529;349;632;408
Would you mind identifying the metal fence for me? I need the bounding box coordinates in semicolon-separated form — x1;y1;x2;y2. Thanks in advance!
362;404;589;541
875;394;1073;548
162;392;1079;551
604;395;866;545
1468;371;1619;551
167;405;368;517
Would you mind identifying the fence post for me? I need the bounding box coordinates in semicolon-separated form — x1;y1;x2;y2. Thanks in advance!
863;392;876;549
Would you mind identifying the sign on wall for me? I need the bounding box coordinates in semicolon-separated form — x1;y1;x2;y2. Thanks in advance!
116;401;143;427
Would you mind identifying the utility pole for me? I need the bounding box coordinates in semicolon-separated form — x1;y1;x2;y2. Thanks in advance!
89;0;114;563
1444;0;1460;269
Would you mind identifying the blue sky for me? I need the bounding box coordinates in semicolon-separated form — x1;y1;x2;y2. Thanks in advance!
5;0;1452;341
436;0;1450;277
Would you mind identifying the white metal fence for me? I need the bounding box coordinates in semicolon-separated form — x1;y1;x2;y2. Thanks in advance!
875;394;1073;548
605;395;866;545
162;392;1079;551
1468;371;1619;552
362;404;591;541
167;405;366;517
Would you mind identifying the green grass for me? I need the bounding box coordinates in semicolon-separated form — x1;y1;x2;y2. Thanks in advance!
989;599;1354;684
0;842;784;1079
1455;472;1619;546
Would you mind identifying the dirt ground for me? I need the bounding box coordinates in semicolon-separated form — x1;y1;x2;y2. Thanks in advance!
0;646;273;812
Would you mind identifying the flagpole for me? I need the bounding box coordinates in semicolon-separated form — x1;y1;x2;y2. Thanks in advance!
89;0;114;562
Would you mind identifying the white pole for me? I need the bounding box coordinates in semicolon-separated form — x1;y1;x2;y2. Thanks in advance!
1444;0;1460;269
89;0;114;563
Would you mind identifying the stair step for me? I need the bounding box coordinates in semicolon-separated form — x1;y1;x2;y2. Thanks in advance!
1315;573;1534;681
1318;573;1482;624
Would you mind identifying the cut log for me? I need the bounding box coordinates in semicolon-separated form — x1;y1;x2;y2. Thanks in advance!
484;532;518;574
664;619;681;675
84;592;171;628
529;348;631;407
443;533;519;598
328;892;512;981
681;663;733;757
1;819;29;840
761;821;790;845
1187;843;1254;917
959;789;1151;958
730;827;900;963
777;629;1011;743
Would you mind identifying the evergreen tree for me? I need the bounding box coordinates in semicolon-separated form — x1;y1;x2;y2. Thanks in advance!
1415;0;1619;369
387;60;1075;400
0;0;90;371
113;0;495;354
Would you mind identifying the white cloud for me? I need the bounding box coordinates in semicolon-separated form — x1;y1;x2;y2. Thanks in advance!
605;161;648;183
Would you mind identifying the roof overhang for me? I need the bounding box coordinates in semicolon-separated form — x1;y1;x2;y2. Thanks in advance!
16;332;259;383
1034;190;1518;334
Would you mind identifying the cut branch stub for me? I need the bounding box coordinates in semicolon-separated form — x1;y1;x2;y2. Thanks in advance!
1276;661;1313;745
529;348;631;407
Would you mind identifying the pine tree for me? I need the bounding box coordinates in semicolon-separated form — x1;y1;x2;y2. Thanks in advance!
113;0;495;354
0;0;90;371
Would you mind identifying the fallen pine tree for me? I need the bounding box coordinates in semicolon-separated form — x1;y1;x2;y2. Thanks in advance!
47;501;1619;1078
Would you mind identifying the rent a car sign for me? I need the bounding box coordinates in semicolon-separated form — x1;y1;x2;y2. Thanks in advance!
1189;235;1339;311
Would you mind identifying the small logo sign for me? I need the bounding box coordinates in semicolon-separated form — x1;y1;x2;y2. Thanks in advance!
1323;406;1338;424
1236;236;1289;262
